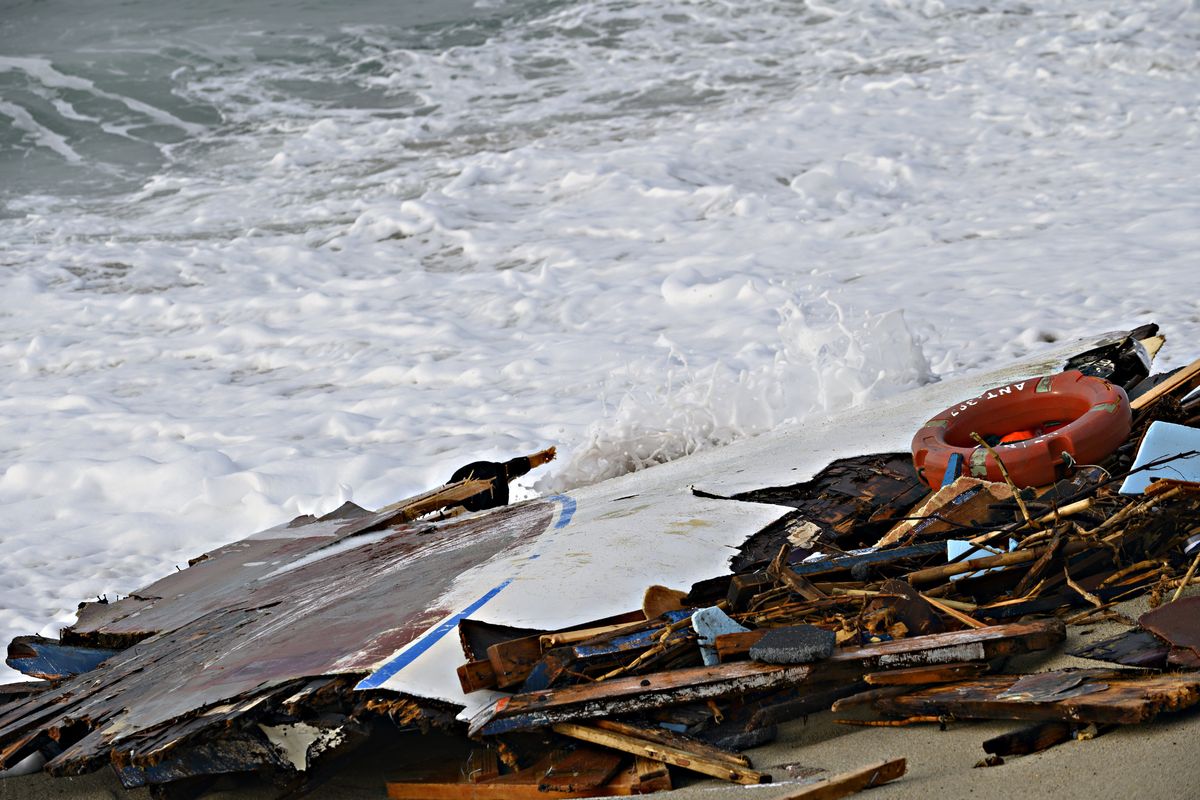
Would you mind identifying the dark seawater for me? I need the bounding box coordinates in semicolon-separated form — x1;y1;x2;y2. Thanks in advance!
0;0;551;213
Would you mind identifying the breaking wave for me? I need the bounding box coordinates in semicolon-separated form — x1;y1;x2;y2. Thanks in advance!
542;300;932;491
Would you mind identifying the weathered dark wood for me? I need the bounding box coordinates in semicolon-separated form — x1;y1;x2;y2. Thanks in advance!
863;662;986;686
0;500;560;779
789;542;946;580
870;672;1200;724
874;579;945;637
775;758;906;800
472;661;819;736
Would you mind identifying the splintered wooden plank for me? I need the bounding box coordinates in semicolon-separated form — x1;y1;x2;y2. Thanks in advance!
538;748;624;794
872;673;1200;725
487;636;546;689
776;758;906;800
592;719;752;768
551;723;769;785
472;620;1064;735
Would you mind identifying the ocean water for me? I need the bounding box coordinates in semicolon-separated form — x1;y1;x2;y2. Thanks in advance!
1;0;1198;668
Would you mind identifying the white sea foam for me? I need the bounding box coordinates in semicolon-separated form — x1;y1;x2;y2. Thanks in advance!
0;0;1198;679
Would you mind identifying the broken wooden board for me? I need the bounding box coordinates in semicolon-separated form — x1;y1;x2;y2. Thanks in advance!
982;721;1076;757
866;672;1200;724
471;620;1064;735
775;758;906;800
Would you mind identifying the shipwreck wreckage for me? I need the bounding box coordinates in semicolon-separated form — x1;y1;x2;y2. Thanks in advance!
3;324;1200;799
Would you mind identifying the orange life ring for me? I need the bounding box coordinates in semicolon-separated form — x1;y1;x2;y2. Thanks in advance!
911;370;1131;489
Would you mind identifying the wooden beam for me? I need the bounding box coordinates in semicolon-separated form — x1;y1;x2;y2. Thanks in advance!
1131;356;1200;410
592;719;752;768
551;722;769;785
457;659;498;694
775;758;906;800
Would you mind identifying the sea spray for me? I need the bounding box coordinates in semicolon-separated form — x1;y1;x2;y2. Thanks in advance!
542;300;932;491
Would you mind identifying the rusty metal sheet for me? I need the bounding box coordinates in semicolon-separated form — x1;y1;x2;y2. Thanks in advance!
1139;596;1200;659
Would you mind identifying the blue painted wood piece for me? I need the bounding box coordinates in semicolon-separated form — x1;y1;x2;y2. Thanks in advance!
941;453;965;487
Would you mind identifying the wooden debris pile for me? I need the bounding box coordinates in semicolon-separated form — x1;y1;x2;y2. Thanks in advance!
389;344;1200;798
3;332;1200;799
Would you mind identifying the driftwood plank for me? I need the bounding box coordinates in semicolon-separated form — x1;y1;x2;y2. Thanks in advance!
776;758;906;800
871;673;1200;725
551;722;769;785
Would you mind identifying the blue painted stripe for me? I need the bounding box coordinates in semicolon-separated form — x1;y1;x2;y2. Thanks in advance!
355;493;578;691
548;494;576;528
356;578;513;690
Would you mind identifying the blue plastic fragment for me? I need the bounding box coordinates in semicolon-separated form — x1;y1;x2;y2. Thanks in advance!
1118;421;1200;495
691;606;749;666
